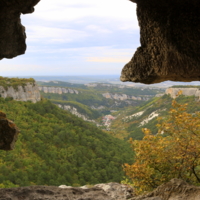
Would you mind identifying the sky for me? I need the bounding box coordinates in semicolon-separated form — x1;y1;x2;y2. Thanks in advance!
0;0;139;76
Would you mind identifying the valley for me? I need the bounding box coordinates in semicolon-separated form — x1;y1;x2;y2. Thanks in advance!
0;76;199;194
37;81;200;140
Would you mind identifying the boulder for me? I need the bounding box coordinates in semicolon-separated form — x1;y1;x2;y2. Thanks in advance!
94;182;135;199
0;111;19;150
121;0;200;84
131;179;200;200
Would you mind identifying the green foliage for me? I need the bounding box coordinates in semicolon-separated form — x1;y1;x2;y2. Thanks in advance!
40;91;115;108
0;77;35;90
171;85;200;88
51;100;101;119
0;98;133;187
37;81;87;89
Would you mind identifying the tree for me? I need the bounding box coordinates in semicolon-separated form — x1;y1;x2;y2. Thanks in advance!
123;99;200;194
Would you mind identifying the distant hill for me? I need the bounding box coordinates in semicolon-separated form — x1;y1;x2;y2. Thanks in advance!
37;82;164;124
110;88;200;140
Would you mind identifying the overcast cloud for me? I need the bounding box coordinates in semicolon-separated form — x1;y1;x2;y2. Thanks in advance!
0;0;139;76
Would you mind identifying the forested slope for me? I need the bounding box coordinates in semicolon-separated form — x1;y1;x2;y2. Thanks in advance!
0;97;133;188
110;94;200;140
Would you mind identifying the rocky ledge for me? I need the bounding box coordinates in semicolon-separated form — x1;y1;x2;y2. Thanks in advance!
121;0;200;84
1;180;200;200
0;182;134;200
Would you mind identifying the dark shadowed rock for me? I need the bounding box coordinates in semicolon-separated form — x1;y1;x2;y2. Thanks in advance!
0;111;19;150
121;0;200;84
131;179;200;200
0;185;113;200
0;0;40;60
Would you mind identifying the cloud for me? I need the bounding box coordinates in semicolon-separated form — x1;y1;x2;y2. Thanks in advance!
86;57;130;63
2;0;140;76
26;26;89;43
32;0;138;24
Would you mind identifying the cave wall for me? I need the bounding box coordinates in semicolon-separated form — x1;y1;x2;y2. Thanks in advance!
0;0;40;150
0;0;40;60
121;0;200;84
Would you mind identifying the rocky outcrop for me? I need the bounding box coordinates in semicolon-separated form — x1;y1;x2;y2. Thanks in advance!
0;111;19;150
121;0;200;84
59;182;134;200
0;185;111;200
0;183;134;200
39;86;79;94
165;87;200;99
102;93;153;101
0;0;40;59
130;179;200;200
94;182;134;200
56;104;100;126
0;83;41;103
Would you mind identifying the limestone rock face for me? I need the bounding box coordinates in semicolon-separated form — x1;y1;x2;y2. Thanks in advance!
0;83;41;103
0;0;40;59
39;86;79;95
165;87;200;99
0;111;19;150
102;93;153;101
130;179;200;200
121;0;200;84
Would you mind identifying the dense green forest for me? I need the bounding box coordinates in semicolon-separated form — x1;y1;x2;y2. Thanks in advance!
0;98;133;188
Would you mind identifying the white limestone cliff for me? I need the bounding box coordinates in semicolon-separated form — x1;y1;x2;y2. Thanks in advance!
0;83;41;103
102;93;153;101
39;86;79;94
165;88;200;99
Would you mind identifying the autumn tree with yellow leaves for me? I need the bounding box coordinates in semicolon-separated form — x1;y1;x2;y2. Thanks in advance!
123;99;200;194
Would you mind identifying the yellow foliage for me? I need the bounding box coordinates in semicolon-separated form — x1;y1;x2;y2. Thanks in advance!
123;100;200;194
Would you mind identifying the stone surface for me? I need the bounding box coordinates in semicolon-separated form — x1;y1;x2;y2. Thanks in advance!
94;182;135;200
130;179;200;200
0;82;41;103
0;0;40;59
39;86;79;94
121;0;200;84
166;87;200;99
0;185;112;200
102;93;153;101
0;111;19;150
58;182;134;200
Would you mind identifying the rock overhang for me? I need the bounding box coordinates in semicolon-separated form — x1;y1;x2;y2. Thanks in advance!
121;0;200;84
0;0;40;60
